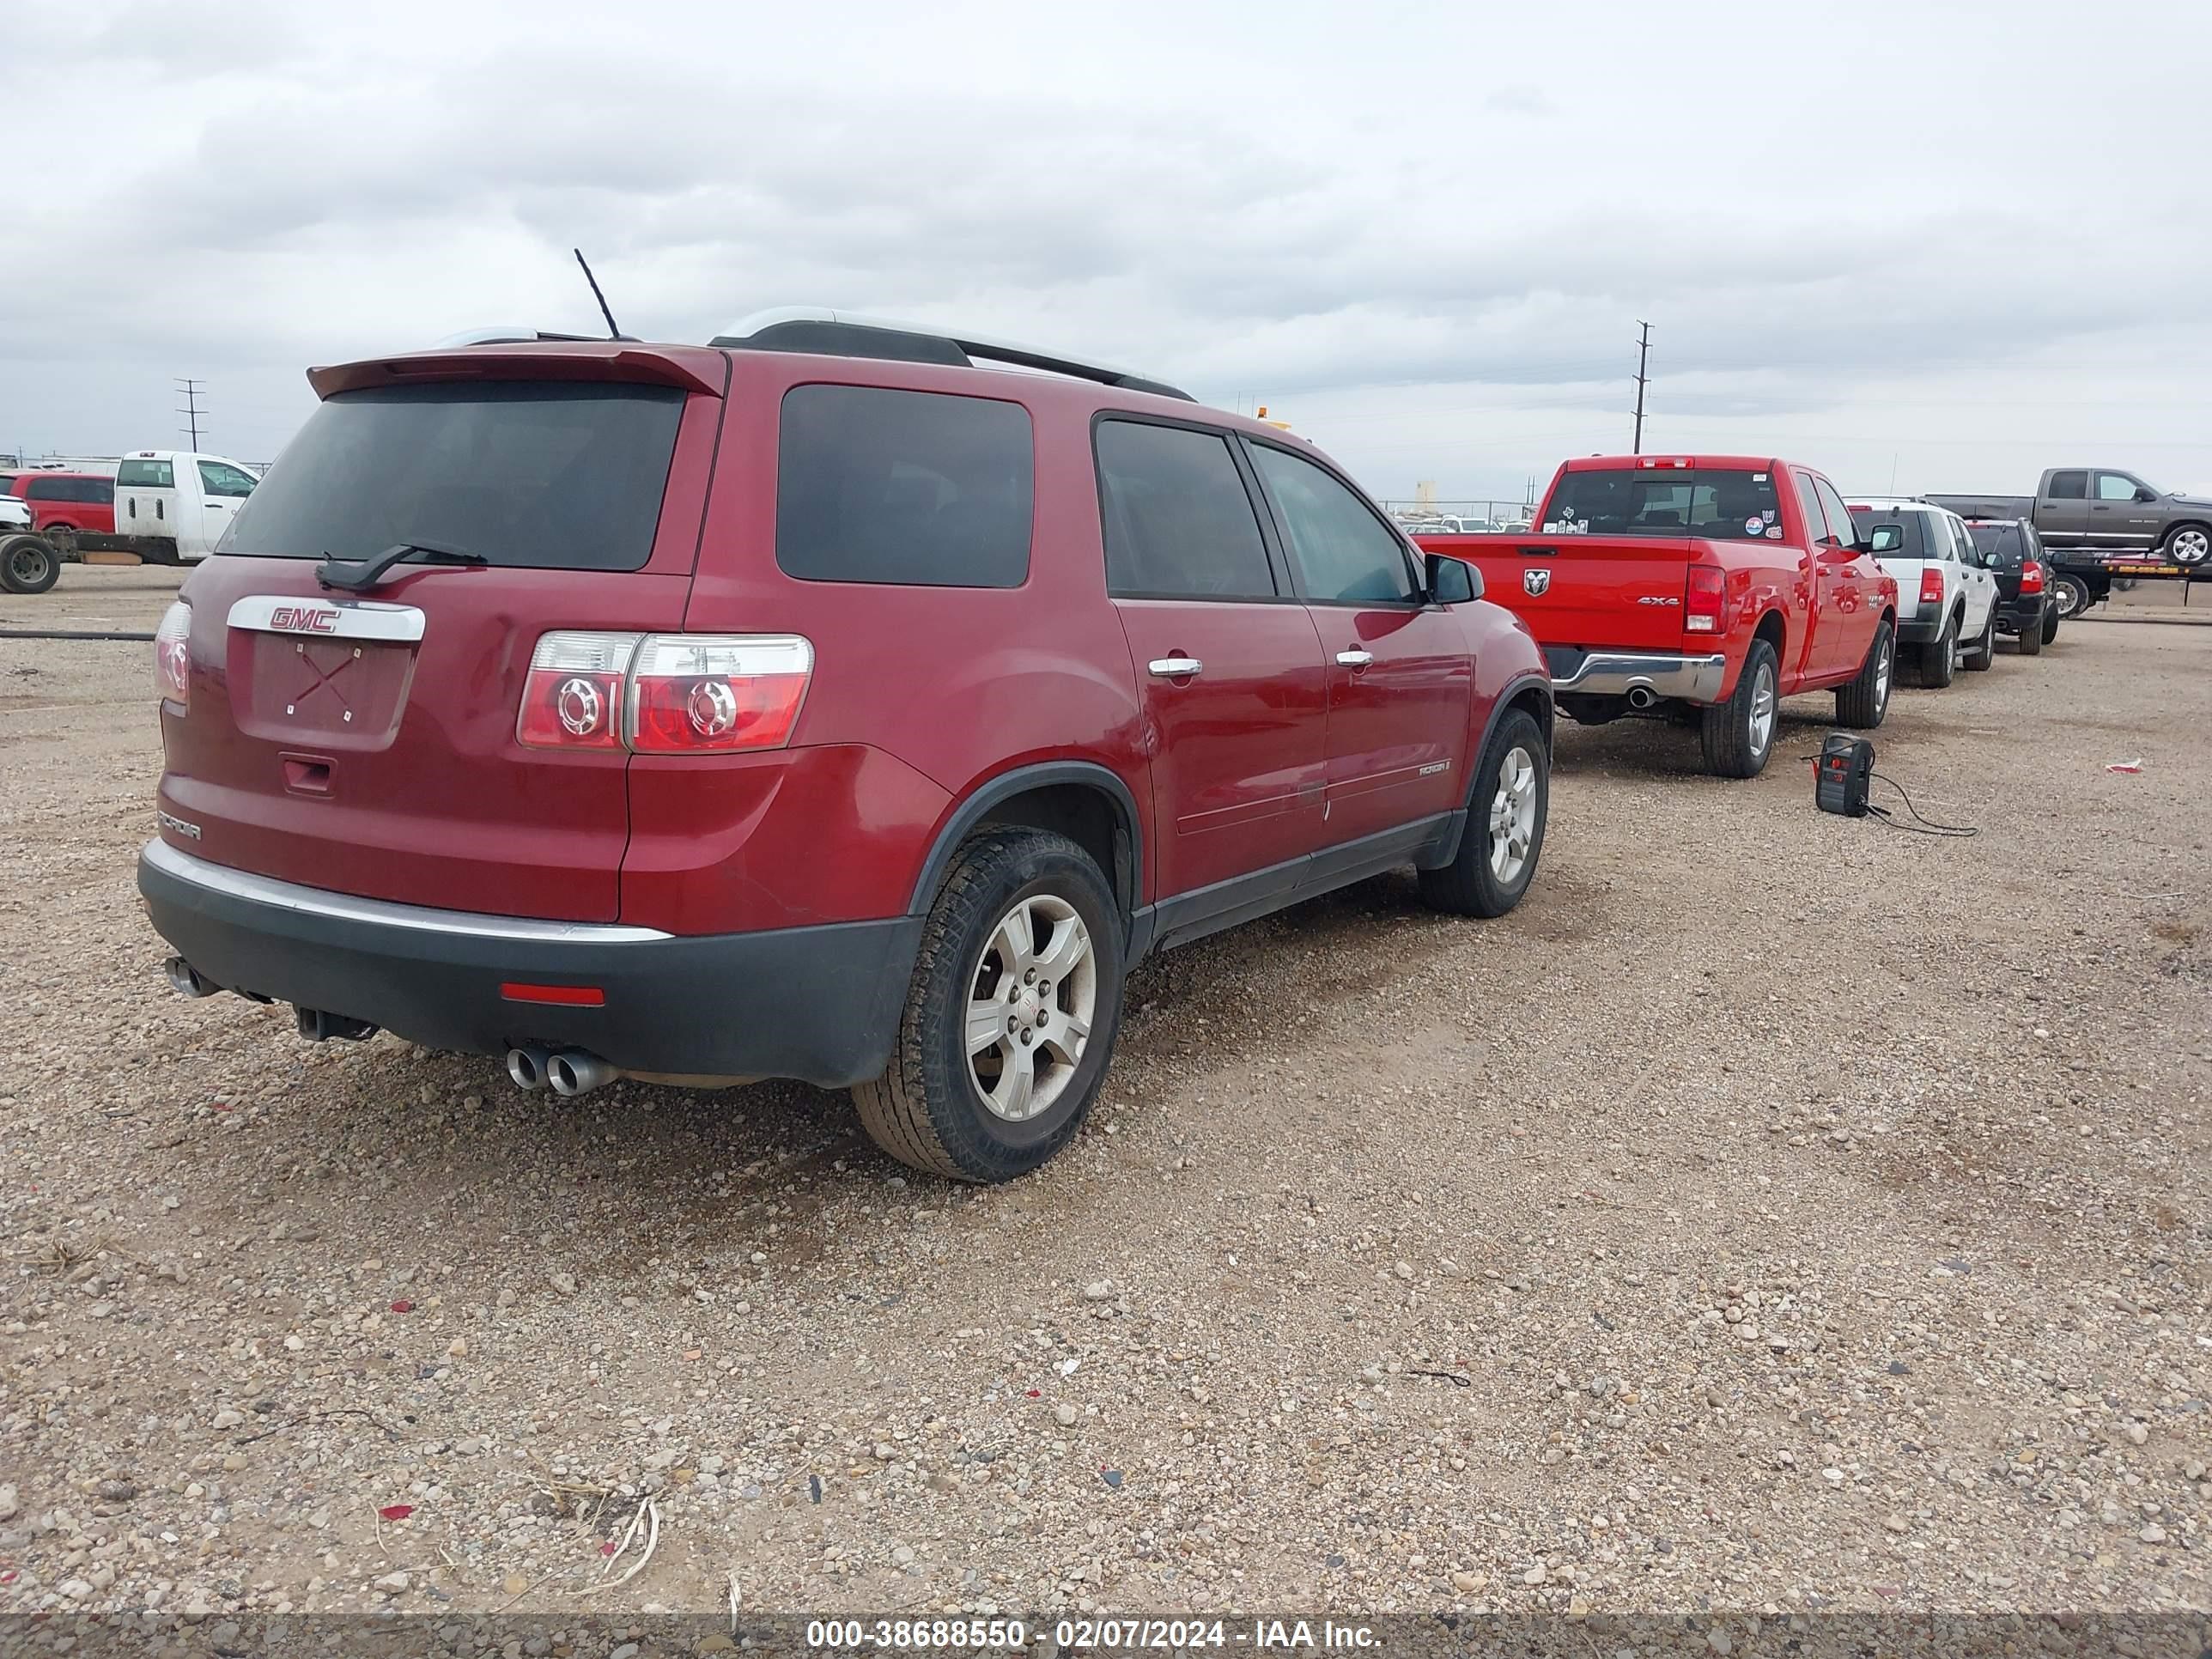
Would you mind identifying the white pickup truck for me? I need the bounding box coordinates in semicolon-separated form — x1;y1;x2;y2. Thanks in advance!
111;450;260;564
1844;496;1999;689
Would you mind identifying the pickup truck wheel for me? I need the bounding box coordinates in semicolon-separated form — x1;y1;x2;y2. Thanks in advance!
1835;617;1894;729
852;828;1124;1183
2164;525;2209;568
2051;574;2090;620
1916;612;1957;689
1698;639;1779;779
1419;708;1547;917
1961;605;1996;672
0;534;59;595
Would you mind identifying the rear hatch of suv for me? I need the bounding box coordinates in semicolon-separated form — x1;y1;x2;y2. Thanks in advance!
154;348;727;923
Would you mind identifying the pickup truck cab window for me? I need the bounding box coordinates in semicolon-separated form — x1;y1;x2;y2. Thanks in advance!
1811;477;1859;547
197;460;257;499
2094;471;2149;502
1544;466;1782;541
2047;471;2087;500
117;458;175;489
1249;443;1419;604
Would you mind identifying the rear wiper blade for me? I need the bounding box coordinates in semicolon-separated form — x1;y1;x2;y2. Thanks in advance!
317;541;486;592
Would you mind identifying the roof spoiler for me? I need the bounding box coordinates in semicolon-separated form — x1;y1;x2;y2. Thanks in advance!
710;307;1195;402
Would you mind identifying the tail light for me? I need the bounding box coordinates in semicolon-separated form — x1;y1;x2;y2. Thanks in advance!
629;635;812;753
518;631;635;750
1684;564;1725;633
155;600;191;708
2021;559;2045;595
517;631;813;754
1918;568;1945;606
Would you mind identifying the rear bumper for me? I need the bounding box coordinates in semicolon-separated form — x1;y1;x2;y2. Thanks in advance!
1996;594;2048;634
1545;647;1729;703
137;839;921;1089
1896;612;1949;644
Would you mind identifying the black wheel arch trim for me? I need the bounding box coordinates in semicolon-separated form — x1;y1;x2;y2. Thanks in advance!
907;760;1145;927
1422;672;1552;871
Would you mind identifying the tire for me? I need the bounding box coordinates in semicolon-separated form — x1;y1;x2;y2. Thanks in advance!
1419;708;1548;918
2162;524;2209;568
2051;573;2091;620
0;534;58;595
1916;611;1957;689
1961;604;1996;672
852;828;1124;1183
1835;617;1894;729
2039;605;2059;646
1698;637;1780;779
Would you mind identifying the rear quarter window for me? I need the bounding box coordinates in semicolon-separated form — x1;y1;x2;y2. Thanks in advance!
216;382;685;570
116;459;175;489
776;385;1034;588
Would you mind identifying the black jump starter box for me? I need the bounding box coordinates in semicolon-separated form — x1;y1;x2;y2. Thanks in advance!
1814;733;1875;817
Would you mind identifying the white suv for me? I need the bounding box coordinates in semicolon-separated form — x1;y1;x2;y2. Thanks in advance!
1844;497;1998;689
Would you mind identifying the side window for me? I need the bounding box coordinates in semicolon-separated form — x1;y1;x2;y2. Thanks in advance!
26;477;58;501
1095;419;1277;599
2047;471;2087;500
775;386;1035;588
1811;479;1857;547
1248;444;1419;604
2094;471;2140;501
198;461;257;499
1790;472;1826;543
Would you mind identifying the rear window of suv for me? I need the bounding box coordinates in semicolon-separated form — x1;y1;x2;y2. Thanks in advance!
216;382;685;570
776;385;1033;587
1542;467;1783;540
1968;522;2025;562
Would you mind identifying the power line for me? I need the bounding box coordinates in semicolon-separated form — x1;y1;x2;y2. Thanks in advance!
175;379;206;451
1631;321;1652;454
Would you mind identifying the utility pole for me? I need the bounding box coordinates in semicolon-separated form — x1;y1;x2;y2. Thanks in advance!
1631;321;1652;454
176;379;206;450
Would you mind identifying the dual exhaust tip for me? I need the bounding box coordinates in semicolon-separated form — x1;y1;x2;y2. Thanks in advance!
507;1044;620;1098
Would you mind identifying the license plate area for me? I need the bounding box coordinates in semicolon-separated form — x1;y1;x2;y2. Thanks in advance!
227;597;425;750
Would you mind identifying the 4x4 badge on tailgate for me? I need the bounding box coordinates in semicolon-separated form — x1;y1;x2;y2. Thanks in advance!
1522;568;1552;597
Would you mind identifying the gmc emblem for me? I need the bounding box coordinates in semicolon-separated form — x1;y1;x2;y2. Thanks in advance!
269;605;340;634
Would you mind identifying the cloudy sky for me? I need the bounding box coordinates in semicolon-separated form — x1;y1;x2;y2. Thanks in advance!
9;0;2209;503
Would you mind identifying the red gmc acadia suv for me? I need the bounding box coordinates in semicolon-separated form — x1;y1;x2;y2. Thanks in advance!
138;311;1553;1182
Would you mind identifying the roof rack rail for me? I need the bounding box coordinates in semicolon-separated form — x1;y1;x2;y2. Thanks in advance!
708;307;1194;402
432;326;626;347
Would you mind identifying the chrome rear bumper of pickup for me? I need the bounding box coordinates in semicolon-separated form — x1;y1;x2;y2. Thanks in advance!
1545;648;1729;702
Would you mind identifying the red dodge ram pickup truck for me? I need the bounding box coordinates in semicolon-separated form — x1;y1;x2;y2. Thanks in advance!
1415;455;1898;777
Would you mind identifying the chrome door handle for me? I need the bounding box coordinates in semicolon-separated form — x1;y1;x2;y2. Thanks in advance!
1335;648;1375;668
1147;656;1202;678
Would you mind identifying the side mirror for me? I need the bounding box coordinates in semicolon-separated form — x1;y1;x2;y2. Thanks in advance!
1427;551;1479;605
2137;488;2157;503
1865;524;1904;555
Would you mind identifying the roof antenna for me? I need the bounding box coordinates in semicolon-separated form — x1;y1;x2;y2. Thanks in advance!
574;248;624;340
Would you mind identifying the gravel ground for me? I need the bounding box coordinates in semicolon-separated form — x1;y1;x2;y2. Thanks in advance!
2;566;2208;1623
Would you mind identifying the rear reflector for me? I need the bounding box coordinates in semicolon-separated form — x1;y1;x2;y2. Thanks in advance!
1684;564;1725;633
1918;568;1945;605
2021;559;2045;594
501;981;606;1006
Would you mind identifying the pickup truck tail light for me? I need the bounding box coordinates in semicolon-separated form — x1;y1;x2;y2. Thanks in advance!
517;631;813;753
1918;568;1945;606
2021;559;2045;595
1684;564;1725;634
155;600;192;708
